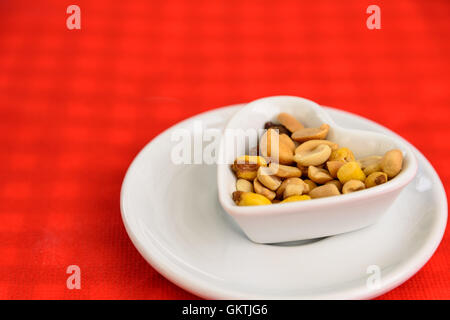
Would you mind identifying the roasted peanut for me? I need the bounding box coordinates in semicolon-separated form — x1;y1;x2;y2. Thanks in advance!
303;179;317;194
276;177;305;199
342;180;365;194
269;162;302;178
279;133;296;152
278;143;295;165
294;144;332;166
259;128;277;159
380;149;403;178
365;172;388;188
232;191;271;206
326;160;345;178
236;179;253;192
329;147;355;162
357;155;382;176
281;195;311;203
283;183;304;199
291;124;330;143
257;166;282;190
277;112;304;132
259;129;294;165
253;178;276;201
309;184;340;198
337;161;366;184
232;155;267;180
308;165;334;184
295;139;338;154
325;180;343;192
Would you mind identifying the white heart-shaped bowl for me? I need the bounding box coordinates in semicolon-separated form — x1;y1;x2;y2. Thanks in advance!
217;96;418;243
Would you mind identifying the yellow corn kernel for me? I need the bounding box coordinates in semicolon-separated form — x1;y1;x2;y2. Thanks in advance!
232;191;271;206
232;155;268;180
337;161;366;184
232;169;256;181
234;155;267;166
329;147;355;162
280;195;311;203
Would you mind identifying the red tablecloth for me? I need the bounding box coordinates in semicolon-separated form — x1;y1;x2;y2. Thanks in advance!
0;0;449;299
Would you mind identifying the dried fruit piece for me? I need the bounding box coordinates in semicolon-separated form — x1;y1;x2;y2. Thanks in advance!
264;122;290;135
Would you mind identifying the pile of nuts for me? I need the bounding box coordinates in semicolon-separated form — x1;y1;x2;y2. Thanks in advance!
231;112;404;206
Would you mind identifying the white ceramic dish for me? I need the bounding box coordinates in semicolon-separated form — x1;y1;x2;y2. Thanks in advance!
120;104;447;299
218;96;418;243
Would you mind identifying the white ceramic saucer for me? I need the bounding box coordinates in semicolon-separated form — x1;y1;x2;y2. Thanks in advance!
120;104;447;300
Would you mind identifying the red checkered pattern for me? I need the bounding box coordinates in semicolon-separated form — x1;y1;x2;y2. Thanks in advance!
0;0;449;299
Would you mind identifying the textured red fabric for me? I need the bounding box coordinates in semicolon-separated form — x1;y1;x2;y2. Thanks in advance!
0;0;449;299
